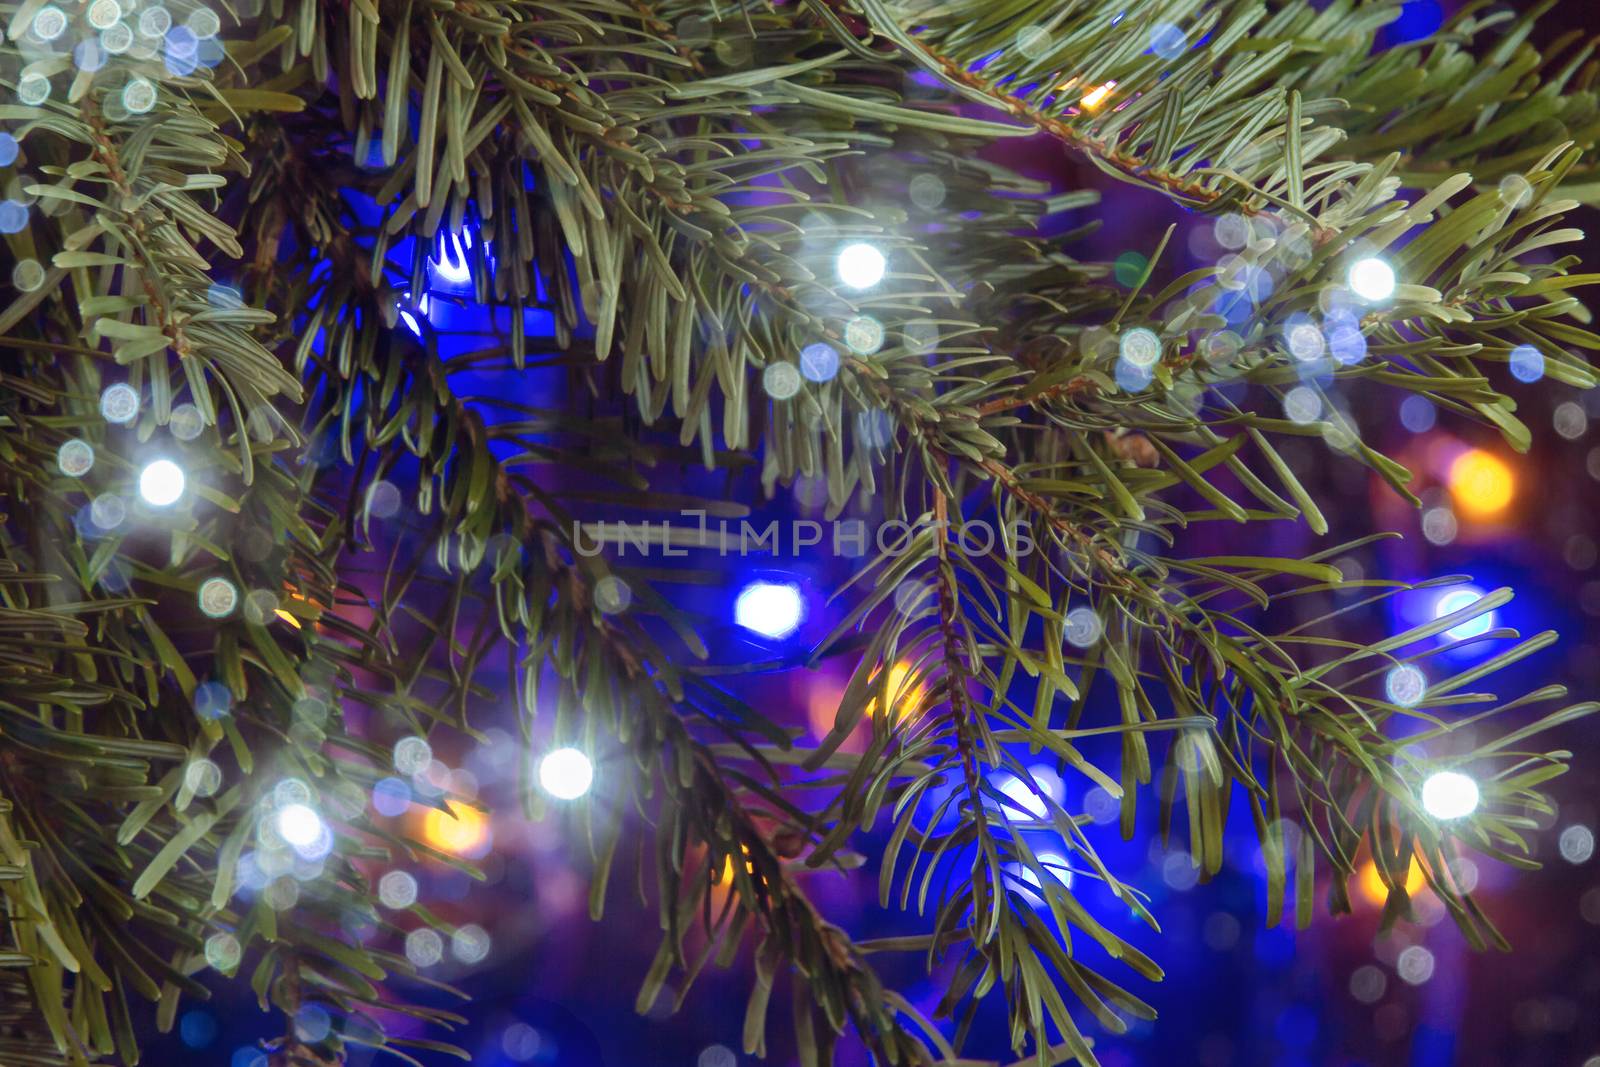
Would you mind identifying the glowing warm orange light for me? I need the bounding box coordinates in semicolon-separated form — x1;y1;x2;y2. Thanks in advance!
806;661;928;743
1358;857;1425;904
1448;448;1514;518
1079;81;1117;111
420;800;490;857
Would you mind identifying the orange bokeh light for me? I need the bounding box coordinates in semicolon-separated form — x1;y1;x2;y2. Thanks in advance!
419;799;490;857
1357;856;1425;904
807;661;927;743
1448;448;1514;518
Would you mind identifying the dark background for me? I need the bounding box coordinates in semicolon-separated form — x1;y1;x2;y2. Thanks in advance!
148;2;1600;1065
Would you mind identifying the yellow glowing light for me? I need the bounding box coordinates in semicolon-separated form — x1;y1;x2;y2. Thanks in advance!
1448;448;1514;518
1358;857;1425;904
275;609;302;629
868;661;926;724
1079;81;1117;111
419;800;490;857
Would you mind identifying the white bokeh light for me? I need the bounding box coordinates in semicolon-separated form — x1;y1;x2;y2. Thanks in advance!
1421;770;1480;820
1384;664;1426;707
138;458;185;506
538;747;594;800
275;803;324;849
836;243;886;290
1348;257;1396;302
735;580;805;639
1434;586;1492;640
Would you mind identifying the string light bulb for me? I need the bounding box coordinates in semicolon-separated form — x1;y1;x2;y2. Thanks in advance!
836;243;886;290
138;458;185;506
1421;770;1480;820
734;580;805;639
538;747;593;800
1348;257;1396;302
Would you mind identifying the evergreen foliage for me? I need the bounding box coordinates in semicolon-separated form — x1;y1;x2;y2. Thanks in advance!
0;0;1596;1064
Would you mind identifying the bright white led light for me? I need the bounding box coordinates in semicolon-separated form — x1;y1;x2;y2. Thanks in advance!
275;803;324;848
1421;771;1479;820
1434;586;1492;641
138;459;185;506
836;243;886;290
734;580;805;639
1348;257;1395;302
538;747;593;800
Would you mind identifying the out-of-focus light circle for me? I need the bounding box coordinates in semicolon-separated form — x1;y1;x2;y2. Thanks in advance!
1286;318;1325;362
394;735;432;775
735;580;804;639
57;439;95;477
450;923;491;963
1119;327;1160;368
1421;506;1457;546
123;76;158;114
594;575;631;614
405;928;443;967
180;1009;218;1048
698;1045;737;1067
275;803;324;849
503;1023;542;1062
836;243;886;290
1435;586;1492;640
1284;386;1321;424
12;258;45;292
1448;449;1513;518
185;759;223;797
0;199;26;233
421;799;491;854
1559;824;1594;864
91;494;126;530
1554;401;1588;440
538;747;594;800
31;6;67;39
205;932;241;971
1349;964;1387;1003
1396;945;1435;985
378;870;418;908
17;74;51;107
1498;174;1532;208
1508;344;1544;383
293;1006;331;1043
0;133;17;167
1348;257;1395;302
169;403;204;440
908;173;946;210
1399;395;1436;433
1213;213;1250;250
101;21;132;52
138;458;185;505
101;382;140;424
762;362;801;400
1385;664;1426;707
799;341;839;382
843;315;884;355
1421;770;1479;820
371;776;412;816
187;7;220;38
87;0;121;27
366;478;401;518
198;576;238;618
1064;606;1102;648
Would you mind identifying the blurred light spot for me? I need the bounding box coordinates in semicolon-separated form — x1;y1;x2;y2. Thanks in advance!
735;580;804;639
1399;395;1435;433
1396;945;1435;985
294;1005;331;1043
1385;665;1426;707
1559;825;1594;864
205;932;241;971
1498;174;1532;209
371;776;412;817
57;439;94;478
170;403;204;440
405;928;443;967
1554;401;1587;440
1350;964;1387;1003
1359;856;1425;904
908;173;946;210
378;870;418;909
538;748;594;801
422;799;491;854
594;575;631;614
1348;257;1395;302
836;243;886;290
31;6;66;39
1421;771;1479;820
1065;606;1103;648
1119;327;1160;367
185;759;223;798
1213;213;1250;250
1508;344;1544;383
1113;251;1148;287
698;1045;737;1067
799;342;839;383
138;458;185;506
450;923;491;963
180;1010;218;1049
100;382;140;424
194;680;232;719
763;362;801;400
394;736;432;775
843;314;884;355
123;76;157;114
1434;586;1492;640
1284;386;1321;424
1421;506;1457;546
90;495;126;531
502;1023;542;1062
1149;22;1187;59
1448;449;1512;518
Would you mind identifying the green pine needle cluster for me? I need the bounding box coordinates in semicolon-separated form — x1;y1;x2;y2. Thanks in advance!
1;0;1596;1064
